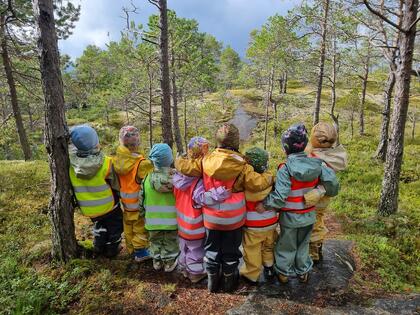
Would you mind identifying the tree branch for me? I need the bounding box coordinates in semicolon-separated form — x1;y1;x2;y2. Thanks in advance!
362;0;407;33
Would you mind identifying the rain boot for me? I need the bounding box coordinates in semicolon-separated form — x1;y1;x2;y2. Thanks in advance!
207;272;220;293
223;270;239;293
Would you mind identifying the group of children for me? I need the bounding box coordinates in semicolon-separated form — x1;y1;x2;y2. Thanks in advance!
68;121;346;293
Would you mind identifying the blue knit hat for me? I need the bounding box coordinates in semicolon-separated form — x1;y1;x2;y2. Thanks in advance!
70;125;99;153
148;143;173;168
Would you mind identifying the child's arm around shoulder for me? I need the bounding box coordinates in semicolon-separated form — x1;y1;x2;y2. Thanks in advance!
175;155;203;177
136;159;154;182
263;165;291;210
241;164;273;192
320;164;340;197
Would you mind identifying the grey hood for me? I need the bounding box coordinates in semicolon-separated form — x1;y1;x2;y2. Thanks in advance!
69;148;105;179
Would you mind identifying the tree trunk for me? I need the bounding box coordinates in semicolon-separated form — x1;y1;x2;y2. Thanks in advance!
375;69;396;161
148;68;153;149
264;68;274;150
282;71;288;94
330;37;339;144
313;0;330;126
1;14;32;160
411;114;416;140
378;0;418;216
359;47;370;136
171;54;184;154
184;95;188;153
33;0;79;261
158;0;173;147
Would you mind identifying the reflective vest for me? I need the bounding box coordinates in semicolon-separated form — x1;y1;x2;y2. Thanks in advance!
143;175;177;231
245;201;278;229
279;163;319;213
174;178;205;240
202;173;246;231
70;156;115;218
118;158;145;213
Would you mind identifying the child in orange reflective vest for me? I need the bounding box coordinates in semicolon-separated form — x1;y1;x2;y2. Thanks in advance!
173;137;231;283
304;122;348;262
113;126;154;262
239;147;277;284
175;124;273;293
258;123;339;284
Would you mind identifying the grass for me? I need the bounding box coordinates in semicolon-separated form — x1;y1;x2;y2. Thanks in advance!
0;84;419;313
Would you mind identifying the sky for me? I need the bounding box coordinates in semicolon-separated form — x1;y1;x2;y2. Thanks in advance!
58;0;301;60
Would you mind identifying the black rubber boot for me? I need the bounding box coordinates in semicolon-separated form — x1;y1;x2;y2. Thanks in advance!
223;270;239;293
207;272;220;293
263;266;275;280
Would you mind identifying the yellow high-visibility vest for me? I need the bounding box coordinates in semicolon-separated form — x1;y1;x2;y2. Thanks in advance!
70;156;115;218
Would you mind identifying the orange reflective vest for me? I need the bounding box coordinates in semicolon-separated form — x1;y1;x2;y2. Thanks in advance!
278;163;319;213
245;200;278;229
202;173;246;231
118;158;145;212
174;178;205;240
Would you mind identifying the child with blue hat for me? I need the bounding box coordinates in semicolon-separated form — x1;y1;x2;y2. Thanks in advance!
68;124;123;258
139;143;179;272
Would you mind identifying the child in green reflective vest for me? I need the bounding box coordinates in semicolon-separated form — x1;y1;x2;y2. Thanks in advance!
139;143;179;272
69;125;123;258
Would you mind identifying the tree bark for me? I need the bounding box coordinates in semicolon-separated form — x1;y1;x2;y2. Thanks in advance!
33;0;79;261
359;45;370;136
378;0;418;216
411;114;416;140
147;66;153;149
375;68;395;161
313;0;330;126
1;14;32;160
158;0;173;147
282;71;288;94
264;67;274;150
171;53;184;154
330;36;340;144
183;95;188;153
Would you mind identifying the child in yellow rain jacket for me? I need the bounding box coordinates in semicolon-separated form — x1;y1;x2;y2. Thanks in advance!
113;126;154;262
176;123;273;293
239;147;277;285
304;122;348;263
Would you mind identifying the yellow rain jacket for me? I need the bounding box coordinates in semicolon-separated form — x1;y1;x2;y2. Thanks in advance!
175;148;273;194
113;145;154;253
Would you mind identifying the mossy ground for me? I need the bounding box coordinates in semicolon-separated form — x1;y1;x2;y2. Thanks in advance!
0;83;419;314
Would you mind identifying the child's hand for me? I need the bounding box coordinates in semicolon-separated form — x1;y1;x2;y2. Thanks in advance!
304;186;326;207
255;202;267;214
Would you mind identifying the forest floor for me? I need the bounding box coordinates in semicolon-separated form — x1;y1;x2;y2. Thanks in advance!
0;85;419;314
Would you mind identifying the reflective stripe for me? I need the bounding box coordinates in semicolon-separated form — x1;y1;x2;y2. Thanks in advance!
73;184;109;193
203;213;245;225
284;201;306;210
288;187;313;197
188;263;204;272
206;200;245;211
246;211;277;221
145;205;177;213
177;211;203;224
78;195;114;207
178;224;205;235
123;202;139;210
145;217;178;226
121;191;139;199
